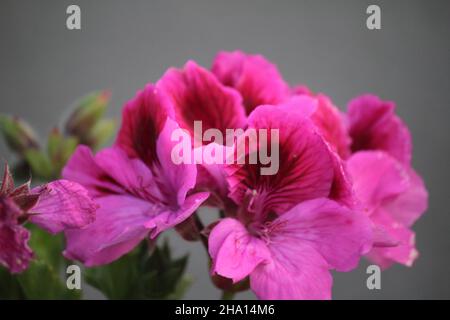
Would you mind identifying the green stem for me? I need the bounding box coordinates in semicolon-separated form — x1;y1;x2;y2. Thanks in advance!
221;290;235;300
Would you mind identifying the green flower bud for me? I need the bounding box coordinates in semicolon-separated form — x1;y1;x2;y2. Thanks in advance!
65;90;111;143
47;128;78;175
85;118;116;150
24;149;53;180
0;114;40;156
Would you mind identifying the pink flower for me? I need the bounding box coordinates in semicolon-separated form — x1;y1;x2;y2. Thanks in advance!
158;60;247;144
211;50;291;115
347;94;412;165
208;105;372;299
347;151;428;269
209;199;372;299
62;84;209;266
345;94;428;268
0;164;96;273
227;100;355;211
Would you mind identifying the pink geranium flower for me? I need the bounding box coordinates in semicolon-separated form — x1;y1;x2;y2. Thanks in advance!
345;94;428;268
347;94;412;165
208;105;372;299
211;50;291;115
62;84;209;266
0;164;96;273
158;60;247;144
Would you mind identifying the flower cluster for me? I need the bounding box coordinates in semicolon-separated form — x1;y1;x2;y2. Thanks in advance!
10;50;426;299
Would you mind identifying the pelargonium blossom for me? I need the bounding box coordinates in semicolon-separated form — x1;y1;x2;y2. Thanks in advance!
62;84;209;266
212;50;291;115
158;60;247;144
345;94;427;268
208;104;372;299
347;94;412;165
0;164;96;273
47;51;427;300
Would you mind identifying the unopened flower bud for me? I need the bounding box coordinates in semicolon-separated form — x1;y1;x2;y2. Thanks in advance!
47;128;78;175
0;114;40;156
85;118;116;150
65;90;111;143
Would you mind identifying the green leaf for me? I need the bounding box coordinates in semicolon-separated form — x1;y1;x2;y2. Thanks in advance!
166;275;192;300
0;267;25;299
17;260;80;299
28;225;64;271
85;240;191;299
84;250;139;299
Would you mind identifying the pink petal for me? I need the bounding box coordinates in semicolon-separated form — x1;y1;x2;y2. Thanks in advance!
208;218;270;283
62;145;123;198
347;94;412;165
281;95;318;118
30;180;97;234
346;151;410;211
63;184;208;267
155;118;200;206
365;208;418;269
328;147;355;208
382;167;428;227
292;84;313;96
157;60;246;143
227;105;334;217
250;241;332;300
62;133;209;266
249;198;372;299
94;147;164;201
272;198;372;272
193;143;236;211
212;50;290;114
311;94;351;159
144;192;209;238
372;224;401;247
116;84;174;167
292;87;351;159
347;151;427;268
63;195;155;266
0;198;33;273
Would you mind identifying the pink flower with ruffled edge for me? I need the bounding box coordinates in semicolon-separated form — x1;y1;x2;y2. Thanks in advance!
345;94;427;268
208;104;372;299
62;84;209;266
347;94;412;165
158;60;247;144
212;50;291;115
0;165;96;273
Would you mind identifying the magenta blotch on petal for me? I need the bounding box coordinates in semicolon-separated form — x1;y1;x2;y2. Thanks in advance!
347;94;412;165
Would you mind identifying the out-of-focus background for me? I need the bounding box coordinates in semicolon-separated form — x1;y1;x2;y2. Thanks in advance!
1;0;449;299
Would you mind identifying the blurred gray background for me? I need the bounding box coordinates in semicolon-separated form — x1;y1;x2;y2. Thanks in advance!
1;0;449;299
